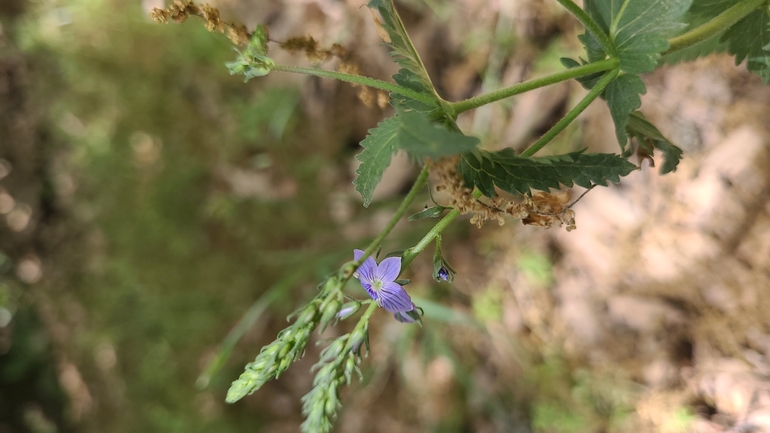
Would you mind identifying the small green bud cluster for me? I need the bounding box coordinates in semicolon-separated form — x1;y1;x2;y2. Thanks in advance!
226;276;349;403
300;323;368;433
226;25;275;81
225;299;321;403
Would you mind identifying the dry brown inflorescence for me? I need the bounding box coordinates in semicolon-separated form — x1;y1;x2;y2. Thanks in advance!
430;156;577;231
150;2;386;109
280;36;389;109
150;0;249;46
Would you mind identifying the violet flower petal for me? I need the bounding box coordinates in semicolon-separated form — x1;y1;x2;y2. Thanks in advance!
362;283;378;301
375;257;401;282
378;281;414;313
353;249;377;284
437;267;450;281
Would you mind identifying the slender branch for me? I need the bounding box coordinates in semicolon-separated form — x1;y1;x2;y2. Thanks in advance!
271;65;436;105
358;302;379;326
356;165;431;268
554;0;617;57
664;0;766;55
520;69;619;157
402;209;460;270
449;58;618;114
401;191;483;269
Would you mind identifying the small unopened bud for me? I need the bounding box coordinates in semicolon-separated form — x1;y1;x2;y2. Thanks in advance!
320;338;346;362
437;267;450;281
319;300;341;333
263;344;280;357
297;304;319;326
335;302;361;320
277;357;292;374
348;328;367;355
278;343;290;359
344;356;357;384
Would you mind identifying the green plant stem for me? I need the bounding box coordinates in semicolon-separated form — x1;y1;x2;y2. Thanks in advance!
271;65;436;105
554;0;617;57
402;209;460;270
449;58;618;115
356;165;431;268
401;191;483;270
664;0;766;54
358;302;379;327
342;301;378;351
520;69;619;157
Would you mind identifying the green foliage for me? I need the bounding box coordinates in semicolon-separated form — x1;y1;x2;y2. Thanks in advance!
395;110;479;158
605;74;645;152
627;112;683;173
227;25;275;81
722;9;770;82
689;0;737;16
354;116;401;207
686;0;770;82
457;149;637;198
577;0;691;156
367;0;440;101
354;111;478;206
583;0;693;74
661;13;729;64
560;57;606;89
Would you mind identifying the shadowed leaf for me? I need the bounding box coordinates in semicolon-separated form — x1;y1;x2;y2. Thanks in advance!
627;112;683;174
605;74;646;152
458;149;637;197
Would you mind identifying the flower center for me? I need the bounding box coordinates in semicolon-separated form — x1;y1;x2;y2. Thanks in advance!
372;280;383;292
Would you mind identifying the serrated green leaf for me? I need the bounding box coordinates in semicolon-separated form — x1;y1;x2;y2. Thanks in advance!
688;0;735;16
661;31;728;64
354;111;477;206
686;1;770;82
354;117;400;207
724;9;770;82
457;149;637;197
583;0;692;73
395;110;479;158
627;112;683;174
661;12;729;64
605;74;646;152
390;69;437;112
368;0;440;102
408;206;448;221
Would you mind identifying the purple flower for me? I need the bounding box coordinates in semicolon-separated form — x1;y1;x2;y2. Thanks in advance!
437;267;450;281
353;249;414;313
